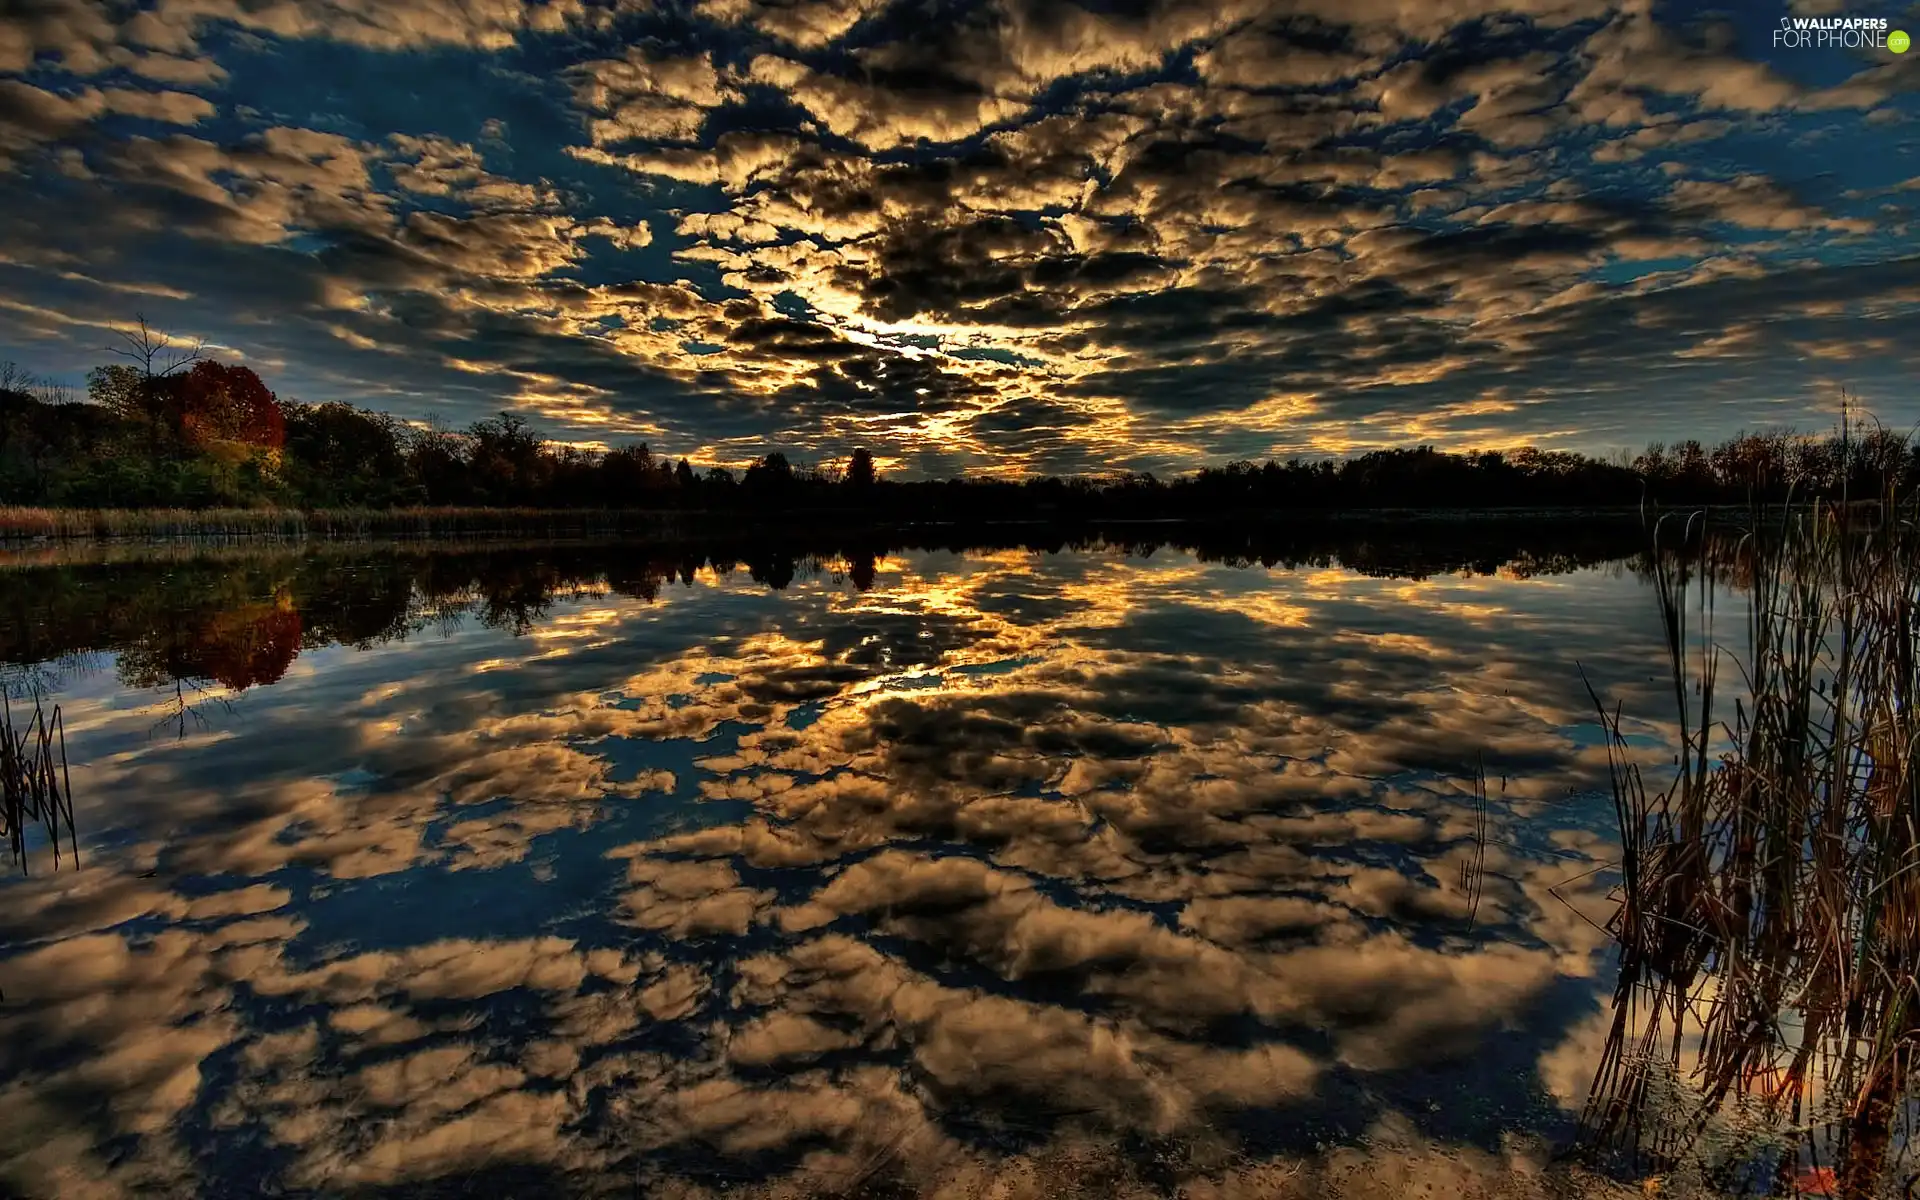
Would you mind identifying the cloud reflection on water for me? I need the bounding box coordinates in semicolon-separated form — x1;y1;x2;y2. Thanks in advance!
0;538;1673;1196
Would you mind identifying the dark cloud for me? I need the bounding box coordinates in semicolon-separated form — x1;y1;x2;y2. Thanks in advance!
0;0;1914;468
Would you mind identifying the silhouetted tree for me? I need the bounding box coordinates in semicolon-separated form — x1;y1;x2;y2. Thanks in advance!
601;444;657;500
405;426;472;504
846;448;877;490
87;363;159;434
743;452;793;493
282;400;413;505
467;411;548;502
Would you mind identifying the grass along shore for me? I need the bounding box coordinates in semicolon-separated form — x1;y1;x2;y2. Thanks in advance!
0;502;1827;544
0;505;702;541
1583;496;1920;1199
1;503;1619;544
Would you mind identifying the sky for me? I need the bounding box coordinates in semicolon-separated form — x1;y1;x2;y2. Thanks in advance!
0;0;1918;476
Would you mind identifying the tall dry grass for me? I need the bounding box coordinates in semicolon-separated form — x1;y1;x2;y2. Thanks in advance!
1;691;74;875
1582;490;1920;1198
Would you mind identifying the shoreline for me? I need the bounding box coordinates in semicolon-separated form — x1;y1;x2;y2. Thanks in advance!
0;503;1695;548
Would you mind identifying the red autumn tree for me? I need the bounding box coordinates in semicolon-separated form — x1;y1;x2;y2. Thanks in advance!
195;592;303;690
114;591;304;693
167;361;286;454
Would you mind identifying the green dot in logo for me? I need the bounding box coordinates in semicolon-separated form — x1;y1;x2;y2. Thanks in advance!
1893;30;1912;53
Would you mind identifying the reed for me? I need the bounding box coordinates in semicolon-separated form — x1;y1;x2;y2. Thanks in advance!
1581;483;1920;1198
0;691;75;875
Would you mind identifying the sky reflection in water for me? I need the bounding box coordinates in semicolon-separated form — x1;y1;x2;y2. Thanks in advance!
0;538;1683;1198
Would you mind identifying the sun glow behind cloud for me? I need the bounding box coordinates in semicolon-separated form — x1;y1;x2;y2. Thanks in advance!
0;0;1916;475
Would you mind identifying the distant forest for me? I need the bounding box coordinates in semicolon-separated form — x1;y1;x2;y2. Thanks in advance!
2;329;1913;514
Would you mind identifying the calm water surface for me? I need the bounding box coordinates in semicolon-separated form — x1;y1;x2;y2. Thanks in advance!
0;534;1683;1198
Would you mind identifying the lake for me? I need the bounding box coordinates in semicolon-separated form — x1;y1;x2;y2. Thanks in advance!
0;528;1683;1198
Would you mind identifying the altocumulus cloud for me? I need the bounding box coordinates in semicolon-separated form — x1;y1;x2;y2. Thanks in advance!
1;0;1918;475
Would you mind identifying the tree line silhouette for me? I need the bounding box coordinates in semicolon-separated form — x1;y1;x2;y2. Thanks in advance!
2;326;1912;514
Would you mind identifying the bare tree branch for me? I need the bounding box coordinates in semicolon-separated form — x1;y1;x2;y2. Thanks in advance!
32;380;75;406
107;314;204;380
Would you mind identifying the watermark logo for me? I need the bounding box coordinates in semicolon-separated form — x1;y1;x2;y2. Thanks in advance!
1773;14;1893;49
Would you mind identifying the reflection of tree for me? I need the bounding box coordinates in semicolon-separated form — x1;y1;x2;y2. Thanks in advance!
479;583;553;637
606;559;667;603
108;588;303;736
146;676;233;738
0;521;1655;703
750;551;797;591
1;655;102;700
846;550;878;592
674;553;701;588
196;592;302;689
117;590;302;693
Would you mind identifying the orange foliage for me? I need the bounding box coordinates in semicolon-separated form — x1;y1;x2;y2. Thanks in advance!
169;361;286;453
195;592;302;690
